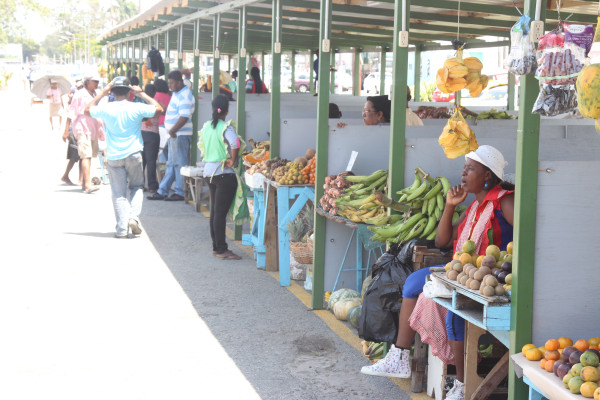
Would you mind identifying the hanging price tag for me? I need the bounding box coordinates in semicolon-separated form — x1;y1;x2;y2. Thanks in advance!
345;151;358;172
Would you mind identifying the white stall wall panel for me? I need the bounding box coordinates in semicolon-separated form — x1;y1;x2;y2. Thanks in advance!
324;125;391;291
532;161;600;344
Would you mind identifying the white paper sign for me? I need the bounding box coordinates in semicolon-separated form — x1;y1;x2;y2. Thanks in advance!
345;151;358;172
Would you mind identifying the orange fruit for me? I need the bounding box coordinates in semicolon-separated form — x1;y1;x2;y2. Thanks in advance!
559;337;574;349
590;337;600;347
576;339;591;352
591;345;600;351
545;350;560;361
538;346;547;354
594;386;600;400
522;344;537;356
545;359;556;372
581;381;598;398
459;252;472;265
546;339;560;351
526;348;544;361
453;251;463;260
476;255;484;268
540;358;548;369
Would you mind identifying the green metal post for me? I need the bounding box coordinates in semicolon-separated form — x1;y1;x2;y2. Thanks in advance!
388;0;410;198
353;48;360;96
509;2;545;399
125;42;131;78
270;0;282;159
507;72;515;110
291;50;296;93
139;38;144;84
380;46;386;95
178;25;184;69
212;14;221;99
311;0;332;310
235;7;248;242
165;31;170;76
330;50;336;94
309;50;315;94
191;20;200;166
414;44;421;101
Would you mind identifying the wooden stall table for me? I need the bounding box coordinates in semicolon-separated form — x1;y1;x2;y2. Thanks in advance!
180;166;208;212
512;353;581;400
263;180;315;286
428;269;511;400
242;172;267;269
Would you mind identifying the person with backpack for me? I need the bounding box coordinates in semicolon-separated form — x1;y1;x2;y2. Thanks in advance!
198;95;242;260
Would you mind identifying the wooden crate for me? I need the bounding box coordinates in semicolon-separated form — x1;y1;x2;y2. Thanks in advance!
411;245;453;271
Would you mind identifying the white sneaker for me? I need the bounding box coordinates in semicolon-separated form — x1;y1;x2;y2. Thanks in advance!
445;379;464;400
128;218;142;235
360;345;411;378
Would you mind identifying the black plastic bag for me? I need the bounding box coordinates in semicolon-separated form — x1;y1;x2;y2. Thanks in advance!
357;239;429;343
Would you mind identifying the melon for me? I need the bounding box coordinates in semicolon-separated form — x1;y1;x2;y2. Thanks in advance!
576;64;600;119
305;148;316;160
333;298;362;320
328;288;361;310
346;304;362;328
294;157;308;167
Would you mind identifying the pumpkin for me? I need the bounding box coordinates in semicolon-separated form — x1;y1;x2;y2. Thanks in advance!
576;64;600;120
346;304;362;328
361;275;373;299
243;151;270;164
333;298;362;320
328;288;361;310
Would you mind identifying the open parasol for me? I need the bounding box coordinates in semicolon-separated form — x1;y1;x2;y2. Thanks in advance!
30;75;71;99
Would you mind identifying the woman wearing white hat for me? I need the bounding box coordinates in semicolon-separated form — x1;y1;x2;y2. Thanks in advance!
361;145;514;400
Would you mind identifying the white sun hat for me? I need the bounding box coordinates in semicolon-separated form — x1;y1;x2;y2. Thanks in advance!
465;145;508;181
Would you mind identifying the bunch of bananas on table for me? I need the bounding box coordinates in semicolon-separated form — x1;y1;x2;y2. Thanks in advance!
242;140;270;164
368;168;465;244
333;170;391;223
438;108;479;159
436;49;488;98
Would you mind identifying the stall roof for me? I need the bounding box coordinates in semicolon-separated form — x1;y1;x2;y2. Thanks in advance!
99;0;599;54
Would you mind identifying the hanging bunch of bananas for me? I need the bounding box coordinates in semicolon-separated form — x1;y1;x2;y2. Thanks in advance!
334;170;390;224
242;139;270;164
368;168;458;244
436;48;489;98
438;108;479;159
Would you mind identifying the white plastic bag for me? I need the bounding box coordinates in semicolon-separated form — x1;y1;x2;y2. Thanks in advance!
423;274;453;299
505;14;537;75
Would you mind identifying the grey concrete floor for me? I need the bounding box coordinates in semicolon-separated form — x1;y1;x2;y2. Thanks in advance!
0;78;413;400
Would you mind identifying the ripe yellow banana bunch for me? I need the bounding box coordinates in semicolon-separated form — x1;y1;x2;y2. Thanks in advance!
436;53;489;97
438;109;479;159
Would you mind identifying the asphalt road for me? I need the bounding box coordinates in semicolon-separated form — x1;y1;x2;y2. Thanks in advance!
0;77;413;400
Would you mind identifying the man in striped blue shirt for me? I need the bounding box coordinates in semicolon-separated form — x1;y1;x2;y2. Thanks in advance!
148;70;195;201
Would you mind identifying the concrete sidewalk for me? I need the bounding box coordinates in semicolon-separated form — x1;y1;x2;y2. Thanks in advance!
0;80;414;400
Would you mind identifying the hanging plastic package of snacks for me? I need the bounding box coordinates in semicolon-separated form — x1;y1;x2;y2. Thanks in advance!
505;14;538;75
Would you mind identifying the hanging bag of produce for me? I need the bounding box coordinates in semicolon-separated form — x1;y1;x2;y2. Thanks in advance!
505;14;538;75
576;16;600;131
438;108;479;159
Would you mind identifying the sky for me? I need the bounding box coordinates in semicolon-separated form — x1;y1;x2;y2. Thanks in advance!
27;0;161;42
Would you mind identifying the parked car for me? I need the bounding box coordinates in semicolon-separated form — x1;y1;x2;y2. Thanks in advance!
432;88;455;102
363;72;392;94
461;83;509;107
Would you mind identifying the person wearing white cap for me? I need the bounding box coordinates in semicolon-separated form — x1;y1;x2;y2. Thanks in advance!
46;79;63;130
361;145;514;400
63;75;105;193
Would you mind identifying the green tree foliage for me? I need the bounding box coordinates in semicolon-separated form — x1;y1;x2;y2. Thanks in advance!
0;0;49;44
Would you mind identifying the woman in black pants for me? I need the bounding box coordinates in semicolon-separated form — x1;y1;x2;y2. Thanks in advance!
141;83;160;192
199;95;242;260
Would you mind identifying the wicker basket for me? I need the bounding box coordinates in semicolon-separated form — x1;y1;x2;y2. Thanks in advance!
290;239;313;265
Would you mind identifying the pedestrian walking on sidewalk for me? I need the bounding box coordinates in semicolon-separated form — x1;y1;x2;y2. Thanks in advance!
85;76;164;238
64;75;105;193
147;70;195;201
198;95;242;260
